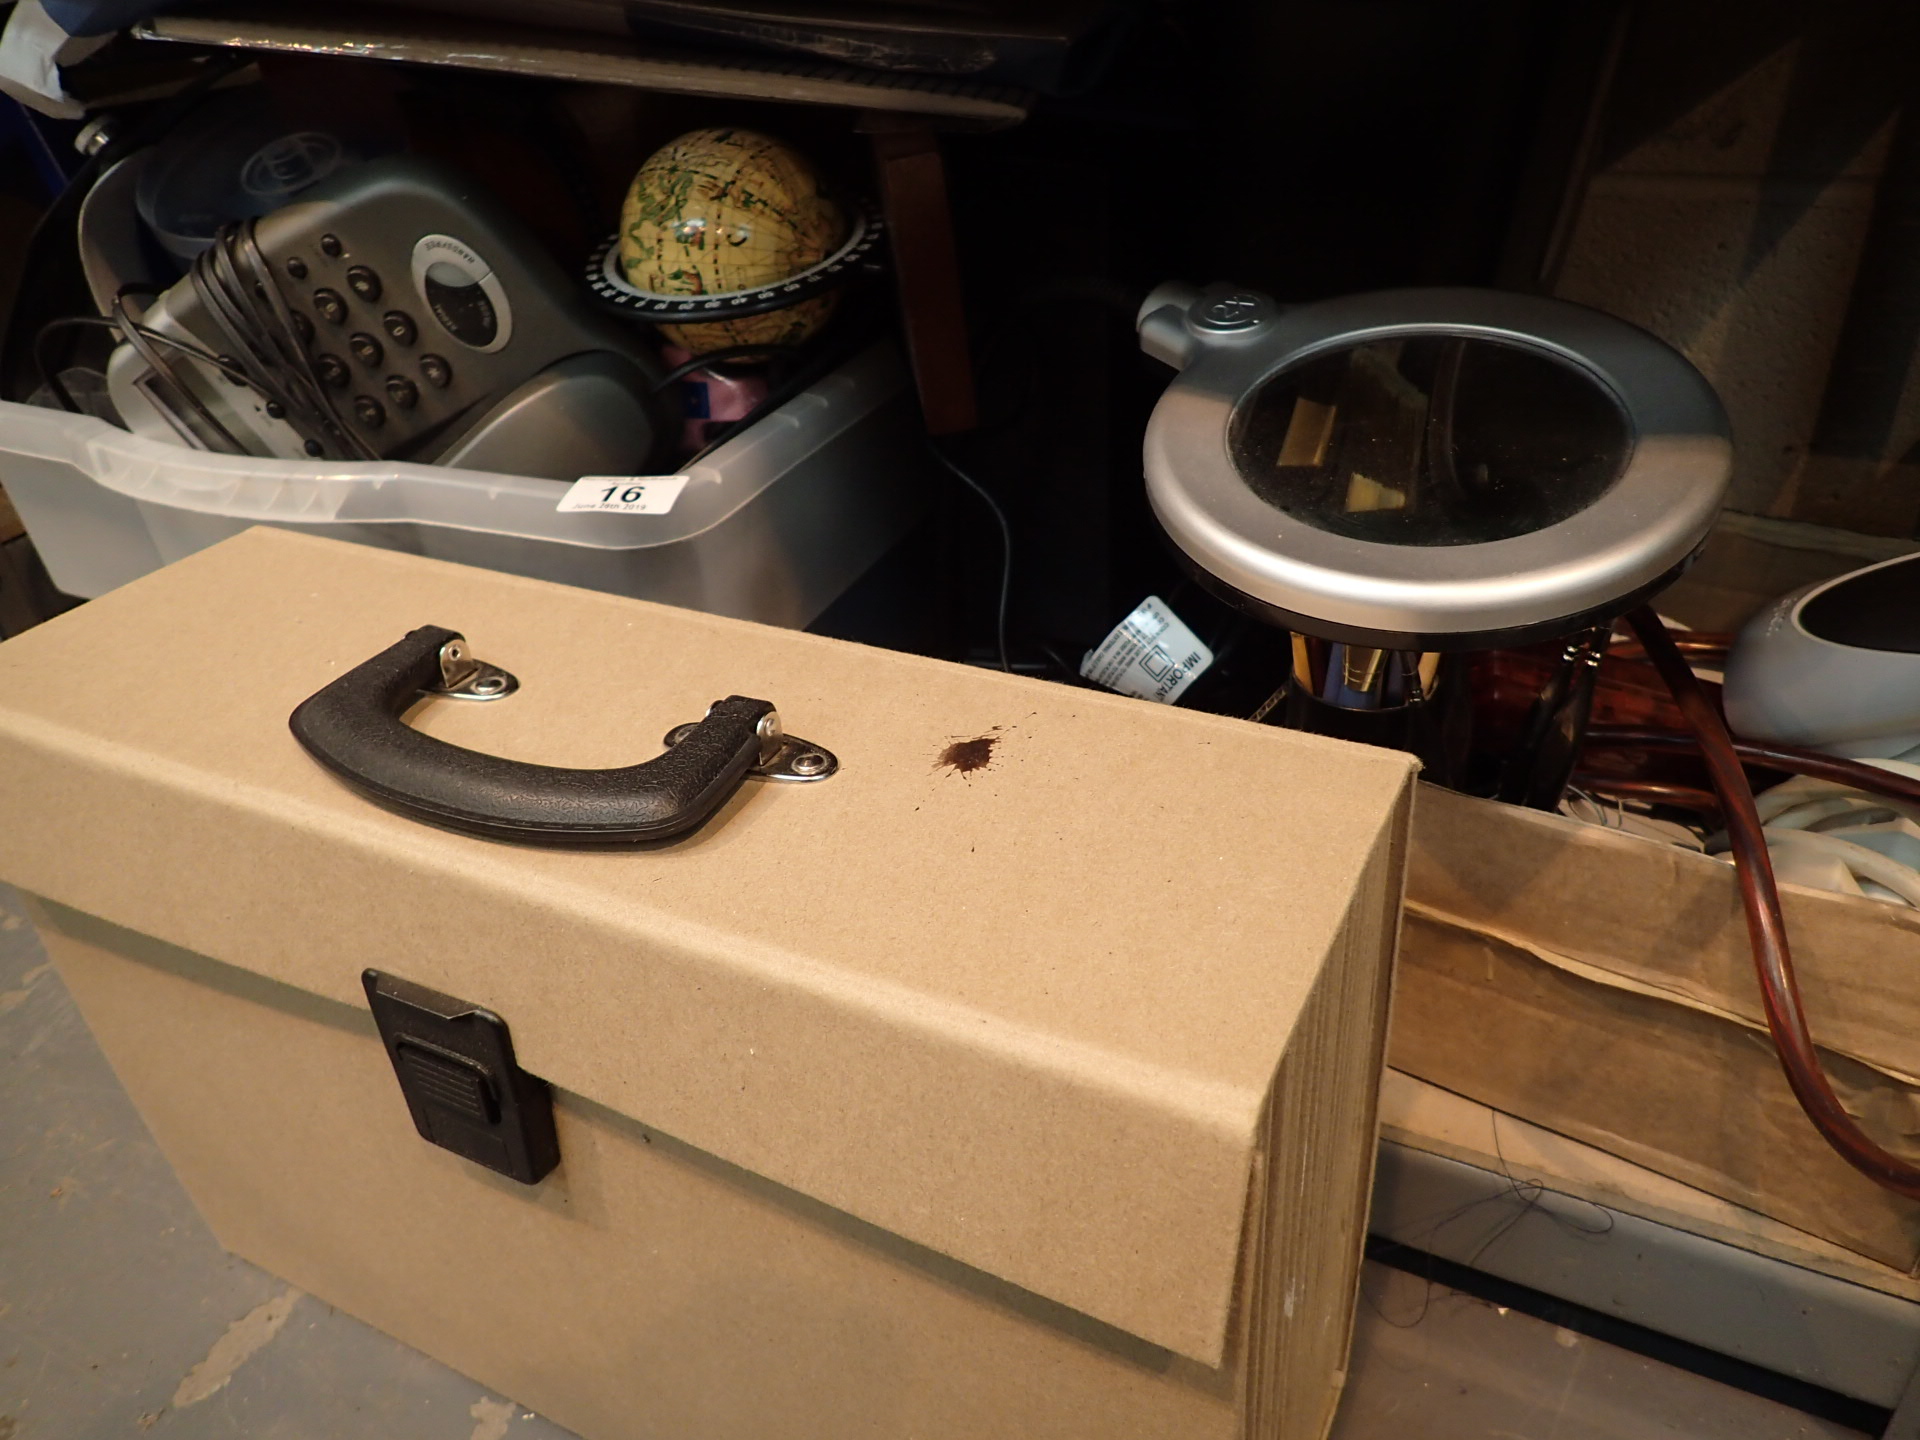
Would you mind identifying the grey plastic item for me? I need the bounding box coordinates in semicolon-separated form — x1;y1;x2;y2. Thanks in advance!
1138;284;1733;649
78;151;168;315
1724;552;1920;759
0;341;926;629
433;352;666;481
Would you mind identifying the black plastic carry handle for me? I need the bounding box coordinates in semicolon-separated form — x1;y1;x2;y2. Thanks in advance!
289;625;773;845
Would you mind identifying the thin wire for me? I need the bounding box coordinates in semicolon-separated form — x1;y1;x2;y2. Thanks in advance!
38;313;259;421
32;320;87;414
930;443;1012;673
648;343;803;392
107;294;250;453
1036;640;1102;689
39;313;251;384
39;296;344;459
1359;1111;1612;1332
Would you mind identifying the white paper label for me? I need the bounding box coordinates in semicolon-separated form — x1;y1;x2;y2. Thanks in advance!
557;475;691;515
1080;595;1214;703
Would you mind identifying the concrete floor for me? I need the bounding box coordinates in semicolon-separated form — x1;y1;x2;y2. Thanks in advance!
0;885;1869;1440
1336;1269;1864;1440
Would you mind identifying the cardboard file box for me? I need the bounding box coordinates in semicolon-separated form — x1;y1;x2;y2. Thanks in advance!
0;529;1416;1440
1397;784;1920;1274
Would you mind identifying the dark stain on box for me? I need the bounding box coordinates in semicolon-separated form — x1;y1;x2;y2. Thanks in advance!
938;735;997;775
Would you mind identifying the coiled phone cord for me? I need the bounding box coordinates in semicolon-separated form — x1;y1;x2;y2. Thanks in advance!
186;219;378;461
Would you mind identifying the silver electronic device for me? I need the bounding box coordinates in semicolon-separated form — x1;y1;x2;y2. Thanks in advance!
1136;284;1732;650
104;156;674;480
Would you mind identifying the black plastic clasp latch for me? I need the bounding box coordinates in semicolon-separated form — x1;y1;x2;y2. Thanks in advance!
363;969;560;1185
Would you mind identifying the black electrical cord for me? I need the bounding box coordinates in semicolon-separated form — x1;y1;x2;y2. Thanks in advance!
1624;607;1920;1200
930;442;1012;673
62;214;379;461
1037;639;1103;687
648;343;804;393
34;312;254;417
228;223;368;458
40;313;245;378
109;292;251;454
180;221;376;460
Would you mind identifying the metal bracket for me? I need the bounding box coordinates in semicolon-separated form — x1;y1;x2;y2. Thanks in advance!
664;712;837;782
426;638;518;701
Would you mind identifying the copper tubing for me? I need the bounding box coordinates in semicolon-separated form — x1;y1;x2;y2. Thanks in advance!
1623;608;1920;1199
1585;726;1920;809
1570;776;1722;814
1606;632;1734;661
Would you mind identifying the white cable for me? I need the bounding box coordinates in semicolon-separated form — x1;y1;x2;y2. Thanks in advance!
1762;793;1888;831
1764;828;1920;908
1747;762;1920;907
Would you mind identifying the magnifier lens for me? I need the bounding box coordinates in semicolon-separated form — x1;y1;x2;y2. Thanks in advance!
1227;336;1633;548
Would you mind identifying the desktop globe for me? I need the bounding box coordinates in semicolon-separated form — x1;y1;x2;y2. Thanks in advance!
618;127;845;352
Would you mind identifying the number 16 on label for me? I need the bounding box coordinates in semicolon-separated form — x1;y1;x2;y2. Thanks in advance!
557;475;692;515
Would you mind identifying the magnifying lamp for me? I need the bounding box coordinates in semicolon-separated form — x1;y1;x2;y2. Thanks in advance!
1137;283;1732;796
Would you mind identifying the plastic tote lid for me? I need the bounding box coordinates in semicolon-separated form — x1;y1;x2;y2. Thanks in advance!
1138;286;1733;650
